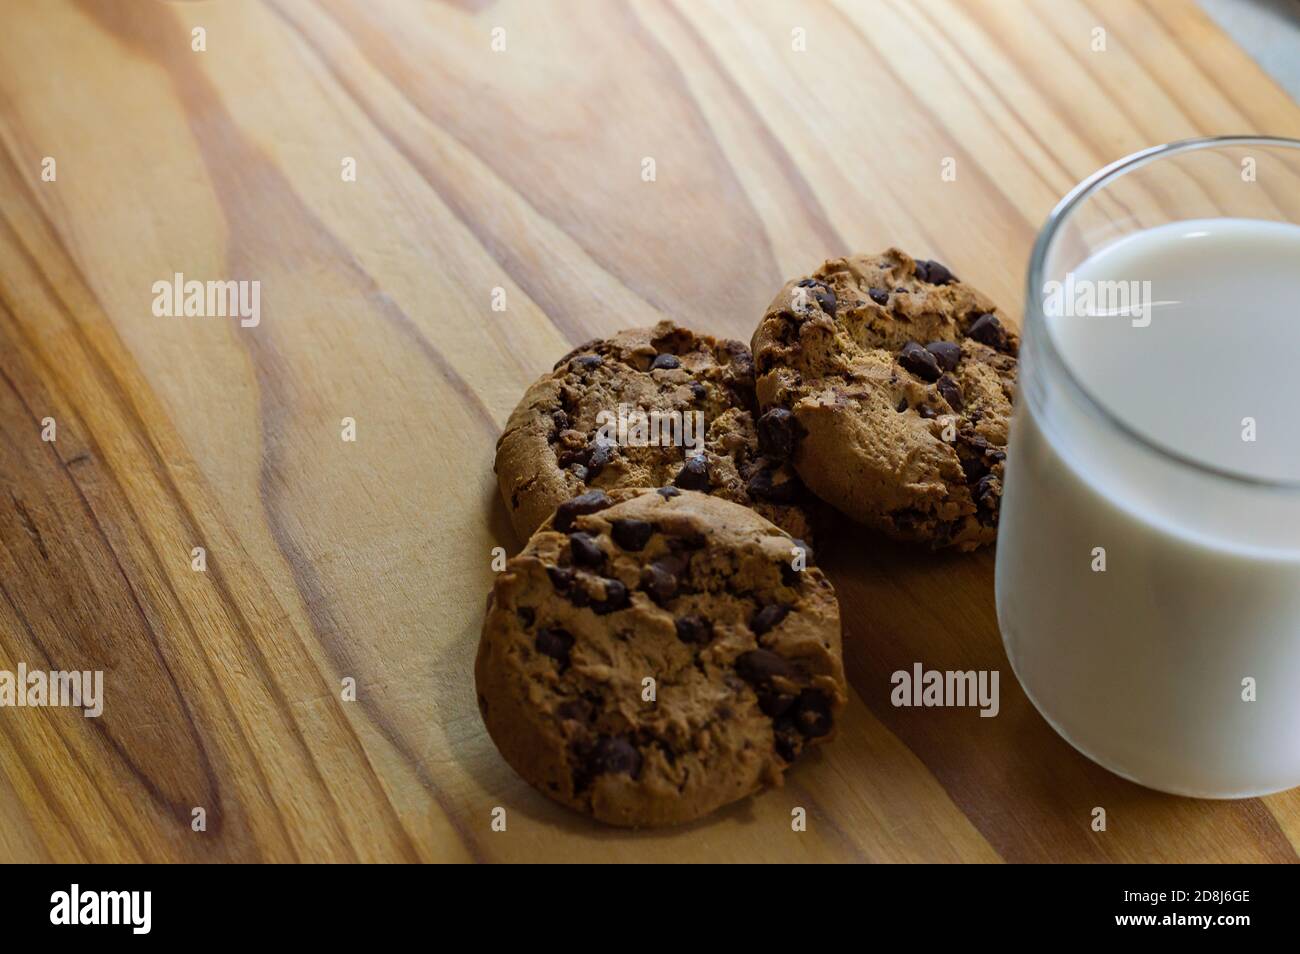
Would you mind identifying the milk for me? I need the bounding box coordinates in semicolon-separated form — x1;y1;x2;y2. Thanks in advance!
996;218;1300;797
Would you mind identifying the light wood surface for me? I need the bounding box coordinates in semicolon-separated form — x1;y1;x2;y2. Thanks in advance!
1;0;1298;863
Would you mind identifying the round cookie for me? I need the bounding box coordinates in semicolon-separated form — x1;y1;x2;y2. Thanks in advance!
475;487;845;827
495;321;810;542
751;249;1018;550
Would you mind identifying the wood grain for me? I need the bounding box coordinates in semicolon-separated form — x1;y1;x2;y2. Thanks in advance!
0;0;1296;863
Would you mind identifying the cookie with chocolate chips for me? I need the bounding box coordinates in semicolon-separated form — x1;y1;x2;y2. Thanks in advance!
751;249;1018;550
494;321;811;543
475;487;845;827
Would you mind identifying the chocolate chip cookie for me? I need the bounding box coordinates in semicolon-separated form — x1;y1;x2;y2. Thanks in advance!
495;321;810;543
475;487;845;827
751;249;1018;550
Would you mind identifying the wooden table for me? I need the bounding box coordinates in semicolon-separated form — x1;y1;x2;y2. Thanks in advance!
2;0;1297;863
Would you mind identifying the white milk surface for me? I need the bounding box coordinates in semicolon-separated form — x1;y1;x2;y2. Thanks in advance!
1052;218;1300;483
996;218;1300;797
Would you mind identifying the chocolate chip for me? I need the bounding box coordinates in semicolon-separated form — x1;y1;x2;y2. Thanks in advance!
546;565;575;590
746;467;796;503
899;341;942;382
590;736;641;777
554;490;612;532
750;604;790;636
726;345;755;379
535;627;574;666
974;473;998;503
553;340;600;370
792;690;833;738
591;578;629;615
655;486;681;498
516;606;536;628
918;406;937;420
557;445;592;469
757;407;798;460
551;409;569;431
773;717;802;762
960;452;990;483
570;464;589;482
675;615;711;644
673;455;710;491
735;648;797;685
689;381;707;401
640;560;679;603
796;278;835;314
569;532;605;567
650;353;681;371
570;354;603;371
586;442;614;477
936;374;964;411
814;286;836;315
665;529;706;551
925;340;962;371
759;690;797;718
895;398;908;413
868;287;890;306
610;518;653;551
967;313;1008;351
914;258;955;285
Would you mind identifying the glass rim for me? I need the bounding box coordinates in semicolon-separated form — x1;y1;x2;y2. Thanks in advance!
1026;134;1300;491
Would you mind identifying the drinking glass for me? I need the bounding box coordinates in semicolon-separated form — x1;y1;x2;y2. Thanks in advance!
996;137;1300;797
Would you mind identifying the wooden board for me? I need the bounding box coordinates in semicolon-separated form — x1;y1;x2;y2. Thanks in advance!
2;0;1298;863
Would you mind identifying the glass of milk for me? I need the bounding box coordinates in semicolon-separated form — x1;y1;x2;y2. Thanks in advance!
996;136;1300;798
